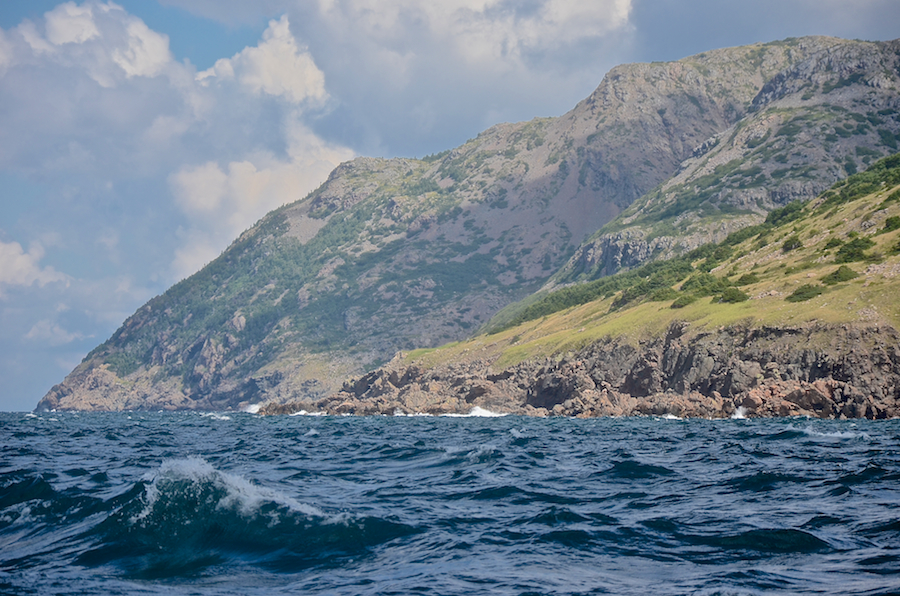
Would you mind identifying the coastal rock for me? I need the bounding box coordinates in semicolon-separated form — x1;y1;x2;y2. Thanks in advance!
260;322;900;420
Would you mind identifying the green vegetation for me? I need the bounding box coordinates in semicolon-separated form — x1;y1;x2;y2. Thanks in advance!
785;284;825;302
817;153;900;212
490;152;900;334
670;294;698;309
734;273;760;285
821;265;859;285
717;287;750;303
781;234;803;252
835;236;876;263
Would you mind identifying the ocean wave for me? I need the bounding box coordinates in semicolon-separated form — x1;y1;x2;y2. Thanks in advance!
708;528;832;554
794;424;872;440
199;412;232;421
602;459;676;480
75;458;415;578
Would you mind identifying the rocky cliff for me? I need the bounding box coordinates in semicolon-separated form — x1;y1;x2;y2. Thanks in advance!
260;322;900;420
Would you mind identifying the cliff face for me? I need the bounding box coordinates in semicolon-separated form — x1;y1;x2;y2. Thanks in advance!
260;323;900;420
38;36;900;412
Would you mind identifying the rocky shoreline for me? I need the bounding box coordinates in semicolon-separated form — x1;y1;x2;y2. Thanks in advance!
260;322;900;419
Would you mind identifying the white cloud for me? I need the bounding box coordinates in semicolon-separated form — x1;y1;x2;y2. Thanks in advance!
24;319;86;346
170;161;229;214
0;240;68;293
197;15;326;105
5;1;174;89
313;0;632;68
18;20;56;55
45;1;100;45
112;19;171;78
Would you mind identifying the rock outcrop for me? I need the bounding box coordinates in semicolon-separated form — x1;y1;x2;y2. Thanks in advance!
260;323;900;419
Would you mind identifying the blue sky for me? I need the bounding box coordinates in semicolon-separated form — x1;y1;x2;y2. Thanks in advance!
0;0;898;411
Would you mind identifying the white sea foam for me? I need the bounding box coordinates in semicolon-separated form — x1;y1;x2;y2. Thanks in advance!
137;457;323;522
23;413;37;419
200;412;232;421
289;410;327;416
393;410;434;417
731;407;747;420
660;414;683;421
304;428;319;437
442;406;507;418
244;404;261;414
796;424;871;440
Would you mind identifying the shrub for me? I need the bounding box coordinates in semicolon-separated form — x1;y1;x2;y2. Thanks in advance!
649;287;679;302
821;265;859;285
785;284;825;302
734;273;760;286
781;234;803;252
835;236;876;262
824;237;844;249
766;201;806;226
681;272;730;296
883;216;900;233
717;287;749;303
670;294;698;309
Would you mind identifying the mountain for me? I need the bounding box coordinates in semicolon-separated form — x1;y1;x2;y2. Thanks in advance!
38;36;900;412
550;37;900;286
262;153;900;419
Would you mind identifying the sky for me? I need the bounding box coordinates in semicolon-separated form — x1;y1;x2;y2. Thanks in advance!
0;1;898;411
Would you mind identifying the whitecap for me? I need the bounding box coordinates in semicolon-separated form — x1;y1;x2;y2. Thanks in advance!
304;428;319;437
660;413;683;421
244;404;261;414
731;406;747;420
797;424;871;440
200;412;232;421
136;457;323;523
442;406;508;418
393;410;434;417
289;410;327;416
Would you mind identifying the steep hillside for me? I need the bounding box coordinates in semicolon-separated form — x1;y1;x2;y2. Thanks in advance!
552;38;900;285
38;36;900;412
263;153;900;419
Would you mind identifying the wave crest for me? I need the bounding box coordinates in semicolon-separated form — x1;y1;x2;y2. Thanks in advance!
77;458;414;578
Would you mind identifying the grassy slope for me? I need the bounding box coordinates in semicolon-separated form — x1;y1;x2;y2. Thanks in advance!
406;155;900;372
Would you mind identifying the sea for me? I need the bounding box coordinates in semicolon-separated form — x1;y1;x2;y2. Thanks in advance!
1;410;898;596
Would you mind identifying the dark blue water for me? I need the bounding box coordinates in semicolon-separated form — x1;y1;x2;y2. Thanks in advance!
1;411;899;595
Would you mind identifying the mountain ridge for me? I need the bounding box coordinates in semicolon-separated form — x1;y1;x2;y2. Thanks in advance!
37;36;900;412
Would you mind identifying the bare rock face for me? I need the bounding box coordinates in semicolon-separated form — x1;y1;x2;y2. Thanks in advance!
261;323;900;420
